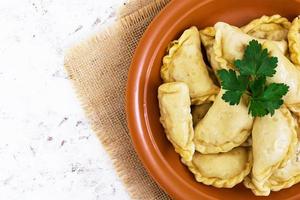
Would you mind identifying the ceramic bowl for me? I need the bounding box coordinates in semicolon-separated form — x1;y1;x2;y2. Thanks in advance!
126;0;300;199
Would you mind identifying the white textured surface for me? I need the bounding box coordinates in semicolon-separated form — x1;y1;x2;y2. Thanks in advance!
0;0;130;199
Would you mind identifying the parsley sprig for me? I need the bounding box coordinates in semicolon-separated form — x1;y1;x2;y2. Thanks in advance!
217;40;289;117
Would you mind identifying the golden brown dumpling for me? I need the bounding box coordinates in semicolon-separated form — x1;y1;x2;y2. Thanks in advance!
161;26;219;105
191;102;213;126
263;41;300;114
244;107;298;196
241;15;291;41
288;16;300;66
158;82;195;161
213;22;288;71
184;147;252;188
194;90;253;154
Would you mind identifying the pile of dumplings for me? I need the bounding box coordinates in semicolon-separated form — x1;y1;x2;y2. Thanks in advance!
157;15;300;196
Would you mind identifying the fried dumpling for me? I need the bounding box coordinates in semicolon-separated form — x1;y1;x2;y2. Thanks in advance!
158;82;195;161
213;22;288;71
244;107;298;196
241;15;291;41
263;41;300;113
288;16;300;66
161;26;219;105
194;90;253;154
269;142;300;192
191;102;213;126
184;147;252;188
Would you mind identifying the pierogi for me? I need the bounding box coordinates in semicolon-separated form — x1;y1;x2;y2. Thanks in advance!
244;107;298;196
161;26;219;105
194;90;253;154
157;15;300;196
288;16;300;66
158;82;195;161
185;147;252;188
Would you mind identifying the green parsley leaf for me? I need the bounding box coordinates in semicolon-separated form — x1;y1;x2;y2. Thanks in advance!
218;69;249;91
264;99;284;116
249;76;266;98
249;98;284;116
249;83;288;116
222;90;244;105
249;99;268;117
234;58;256;76
234;40;277;77
256;55;277;77
217;69;249;105
259;83;289;101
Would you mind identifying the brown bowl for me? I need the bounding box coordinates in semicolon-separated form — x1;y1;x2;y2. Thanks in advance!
126;0;300;199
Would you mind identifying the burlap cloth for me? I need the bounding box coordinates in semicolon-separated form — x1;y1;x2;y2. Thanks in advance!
64;0;171;199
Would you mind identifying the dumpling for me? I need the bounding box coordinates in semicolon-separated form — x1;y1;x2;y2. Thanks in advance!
191;102;213;126
199;27;215;51
288;16;300;66
199;27;222;71
213;22;288;71
244;107;298;196
158;82;195;161
263;41;300;114
200;21;288;76
199;26;229;78
184;147;252;188
241;15;291;41
194;90;253;154
161;26;219;105
269;142;300;192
